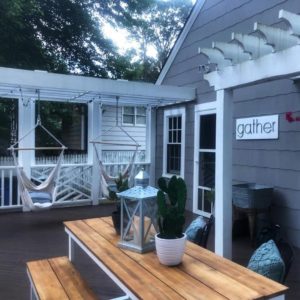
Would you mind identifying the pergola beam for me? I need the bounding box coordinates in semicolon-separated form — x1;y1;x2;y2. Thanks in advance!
204;44;300;90
0;67;196;106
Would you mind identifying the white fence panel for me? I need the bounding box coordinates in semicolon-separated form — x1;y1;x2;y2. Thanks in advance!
31;164;93;205
0;159;150;209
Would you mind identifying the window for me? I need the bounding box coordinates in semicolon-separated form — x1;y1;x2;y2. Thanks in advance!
36;101;87;157
163;108;185;178
122;106;146;126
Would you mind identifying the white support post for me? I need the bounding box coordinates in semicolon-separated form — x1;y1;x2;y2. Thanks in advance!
215;89;233;258
146;106;156;186
18;98;35;212
88;101;101;205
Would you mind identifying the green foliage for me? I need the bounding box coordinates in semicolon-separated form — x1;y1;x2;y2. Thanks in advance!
0;0;193;81
157;175;187;239
119;0;193;82
108;173;129;201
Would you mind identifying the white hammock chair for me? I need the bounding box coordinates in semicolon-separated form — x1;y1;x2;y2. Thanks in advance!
93;141;139;197
90;98;141;197
9;97;66;211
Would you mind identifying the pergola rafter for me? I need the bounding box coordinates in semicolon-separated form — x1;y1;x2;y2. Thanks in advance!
199;9;300;258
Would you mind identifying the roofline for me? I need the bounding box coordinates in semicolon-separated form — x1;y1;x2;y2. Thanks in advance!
155;0;206;86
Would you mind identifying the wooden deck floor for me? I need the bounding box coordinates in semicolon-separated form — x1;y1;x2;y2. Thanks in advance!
0;205;299;299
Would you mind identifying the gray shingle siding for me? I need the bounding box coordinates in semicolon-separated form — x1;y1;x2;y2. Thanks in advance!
157;0;300;246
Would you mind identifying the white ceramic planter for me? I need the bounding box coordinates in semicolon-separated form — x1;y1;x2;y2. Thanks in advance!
155;233;187;266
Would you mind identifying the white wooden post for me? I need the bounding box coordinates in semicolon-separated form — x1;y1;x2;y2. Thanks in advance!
215;89;233;258
146;106;156;186
88;101;101;205
18;97;35;212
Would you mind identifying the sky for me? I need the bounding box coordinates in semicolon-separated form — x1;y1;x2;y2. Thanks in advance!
102;0;196;58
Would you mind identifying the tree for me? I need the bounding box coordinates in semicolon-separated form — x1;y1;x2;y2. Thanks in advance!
0;0;121;76
114;0;193;82
0;0;193;80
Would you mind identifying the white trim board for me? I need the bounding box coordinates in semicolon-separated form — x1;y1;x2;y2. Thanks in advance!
156;0;206;85
193;102;216;217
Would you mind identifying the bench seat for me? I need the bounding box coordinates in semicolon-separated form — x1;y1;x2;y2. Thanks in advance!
27;256;97;300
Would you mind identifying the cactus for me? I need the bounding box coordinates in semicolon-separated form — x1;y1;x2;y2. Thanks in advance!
157;175;187;239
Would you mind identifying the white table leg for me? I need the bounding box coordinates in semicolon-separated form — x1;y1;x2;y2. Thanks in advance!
65;228;138;300
69;235;75;261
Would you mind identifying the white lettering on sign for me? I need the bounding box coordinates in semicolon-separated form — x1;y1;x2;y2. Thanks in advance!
236;115;279;140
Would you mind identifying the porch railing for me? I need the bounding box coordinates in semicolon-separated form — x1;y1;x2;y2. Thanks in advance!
34;150;146;165
0;161;150;209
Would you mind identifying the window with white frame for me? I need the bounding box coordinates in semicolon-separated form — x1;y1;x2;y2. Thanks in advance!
122;106;146;126
163;108;185;178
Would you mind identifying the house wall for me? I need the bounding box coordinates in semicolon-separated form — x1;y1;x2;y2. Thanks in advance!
101;105;146;151
157;0;300;246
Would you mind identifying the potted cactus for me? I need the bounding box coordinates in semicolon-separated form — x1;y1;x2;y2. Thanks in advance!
155;175;187;266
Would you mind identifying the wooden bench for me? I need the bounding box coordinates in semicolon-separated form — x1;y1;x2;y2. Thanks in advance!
27;256;97;300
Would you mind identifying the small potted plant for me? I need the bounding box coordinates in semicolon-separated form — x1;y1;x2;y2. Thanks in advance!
109;174;129;234
155;175;187;266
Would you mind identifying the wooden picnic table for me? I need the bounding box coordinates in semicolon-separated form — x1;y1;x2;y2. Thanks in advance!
64;217;288;300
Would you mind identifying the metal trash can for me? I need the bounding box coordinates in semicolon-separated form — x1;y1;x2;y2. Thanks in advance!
232;183;273;210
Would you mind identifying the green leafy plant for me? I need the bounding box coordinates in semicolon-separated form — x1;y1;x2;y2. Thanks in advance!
157;175;187;239
109;173;129;201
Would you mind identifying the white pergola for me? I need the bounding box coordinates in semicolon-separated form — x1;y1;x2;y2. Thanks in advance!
0;66;196;207
201;9;300;258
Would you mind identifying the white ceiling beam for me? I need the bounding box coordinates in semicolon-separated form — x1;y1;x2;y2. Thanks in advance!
231;33;273;59
0;67;195;105
198;47;232;69
204;44;300;90
212;41;250;64
279;9;300;37
253;22;299;51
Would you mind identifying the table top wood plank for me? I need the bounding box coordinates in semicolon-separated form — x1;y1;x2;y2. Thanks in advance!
180;254;262;300
136;252;228;300
48;256;97;300
27;259;69;300
82;218;228;300
65;218;288;300
84;218;263;300
186;242;288;298
65;220;183;300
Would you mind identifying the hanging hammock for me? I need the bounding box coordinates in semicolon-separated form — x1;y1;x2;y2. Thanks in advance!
92;142;139;197
90;97;141;198
9;92;66;211
11;149;64;210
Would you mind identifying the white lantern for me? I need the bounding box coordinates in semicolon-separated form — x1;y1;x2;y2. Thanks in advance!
117;170;158;253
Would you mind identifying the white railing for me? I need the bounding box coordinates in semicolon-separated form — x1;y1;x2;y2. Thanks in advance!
34;150;146;165
0;166;21;208
0;161;150;209
31;163;93;205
